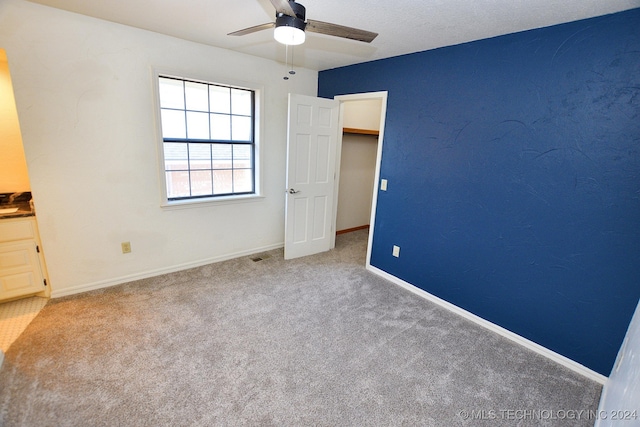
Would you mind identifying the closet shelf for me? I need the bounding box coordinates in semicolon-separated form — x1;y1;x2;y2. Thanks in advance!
342;127;379;136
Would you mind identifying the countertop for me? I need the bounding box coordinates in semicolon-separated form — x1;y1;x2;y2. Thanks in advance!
0;192;35;220
0;203;35;219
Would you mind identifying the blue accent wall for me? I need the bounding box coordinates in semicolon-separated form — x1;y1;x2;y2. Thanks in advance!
319;8;640;376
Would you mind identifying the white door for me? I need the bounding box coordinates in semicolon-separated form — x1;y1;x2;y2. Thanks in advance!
284;94;340;260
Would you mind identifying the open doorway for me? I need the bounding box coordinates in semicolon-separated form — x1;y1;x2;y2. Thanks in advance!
0;49;51;303
284;93;386;261
331;92;387;265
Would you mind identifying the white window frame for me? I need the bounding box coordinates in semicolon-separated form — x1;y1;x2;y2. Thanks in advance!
152;69;264;209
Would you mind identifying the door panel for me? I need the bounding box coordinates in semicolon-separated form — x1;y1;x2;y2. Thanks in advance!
293;198;309;243
285;94;339;260
295;134;311;184
312;195;328;239
315;135;330;183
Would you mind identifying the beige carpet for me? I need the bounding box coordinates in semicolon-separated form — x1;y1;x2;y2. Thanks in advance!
0;230;601;426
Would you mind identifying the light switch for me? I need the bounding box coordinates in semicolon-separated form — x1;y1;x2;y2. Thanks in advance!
393;245;400;257
381;179;388;191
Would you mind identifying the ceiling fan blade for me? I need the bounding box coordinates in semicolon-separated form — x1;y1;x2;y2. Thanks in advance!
269;0;297;17
227;22;275;37
305;20;378;43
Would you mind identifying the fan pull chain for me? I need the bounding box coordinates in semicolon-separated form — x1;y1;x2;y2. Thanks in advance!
284;45;289;80
283;45;296;80
289;45;296;76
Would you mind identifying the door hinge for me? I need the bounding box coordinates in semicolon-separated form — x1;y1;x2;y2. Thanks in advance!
36;245;40;253
43;279;47;287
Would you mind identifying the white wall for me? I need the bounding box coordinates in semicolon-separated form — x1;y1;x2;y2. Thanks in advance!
0;0;317;297
342;99;382;131
596;299;640;427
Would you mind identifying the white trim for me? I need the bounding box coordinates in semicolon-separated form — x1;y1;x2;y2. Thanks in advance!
0;350;4;370
329;100;345;250
366;264;608;384
51;242;284;299
160;194;265;210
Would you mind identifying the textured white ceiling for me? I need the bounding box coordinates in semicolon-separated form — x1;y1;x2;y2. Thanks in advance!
25;0;640;71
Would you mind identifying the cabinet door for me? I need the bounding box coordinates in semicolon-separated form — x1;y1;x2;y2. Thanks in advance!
0;241;45;301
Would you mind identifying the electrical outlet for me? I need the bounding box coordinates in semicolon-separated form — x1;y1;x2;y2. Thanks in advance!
392;245;400;257
121;241;132;254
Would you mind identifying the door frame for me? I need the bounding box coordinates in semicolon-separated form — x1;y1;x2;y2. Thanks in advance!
331;91;388;267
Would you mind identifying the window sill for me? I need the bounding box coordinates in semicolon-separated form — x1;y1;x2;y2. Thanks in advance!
161;194;265;210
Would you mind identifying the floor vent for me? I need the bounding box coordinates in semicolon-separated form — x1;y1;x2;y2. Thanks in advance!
250;254;272;262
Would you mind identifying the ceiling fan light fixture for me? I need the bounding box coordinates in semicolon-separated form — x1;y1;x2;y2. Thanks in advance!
274;15;306;45
229;0;378;45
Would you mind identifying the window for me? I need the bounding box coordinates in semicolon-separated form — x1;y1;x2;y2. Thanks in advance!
157;75;256;202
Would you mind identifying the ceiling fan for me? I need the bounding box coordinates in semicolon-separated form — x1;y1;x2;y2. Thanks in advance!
228;0;378;46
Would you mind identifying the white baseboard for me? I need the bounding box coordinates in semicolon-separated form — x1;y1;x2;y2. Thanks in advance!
366;264;608;384
51;243;284;299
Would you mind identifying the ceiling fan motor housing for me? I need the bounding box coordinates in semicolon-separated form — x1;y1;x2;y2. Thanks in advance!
280;1;306;20
275;1;306;31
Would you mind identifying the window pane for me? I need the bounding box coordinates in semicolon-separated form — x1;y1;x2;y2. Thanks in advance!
189;143;211;170
233;144;252;169
161;109;186;138
213;170;233;194
233;169;253;193
166;171;191;198
210;86;230;114
165;160;188;171
164;143;188;168
184;81;209;112
159;78;184;109
231;89;252;116
190;170;213;196
211;114;231;140
231;116;251;141
186;111;209;139
212;144;232;169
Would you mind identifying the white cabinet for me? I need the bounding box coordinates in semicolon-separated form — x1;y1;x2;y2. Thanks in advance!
0;217;48;301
